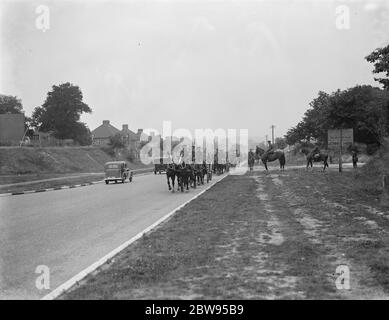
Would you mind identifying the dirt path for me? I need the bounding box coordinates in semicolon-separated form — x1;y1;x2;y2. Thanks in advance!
62;169;389;300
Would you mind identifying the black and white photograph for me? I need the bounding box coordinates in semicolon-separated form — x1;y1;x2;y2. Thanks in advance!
1;0;389;306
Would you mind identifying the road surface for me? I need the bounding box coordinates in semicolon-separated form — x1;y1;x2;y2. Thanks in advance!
0;173;224;299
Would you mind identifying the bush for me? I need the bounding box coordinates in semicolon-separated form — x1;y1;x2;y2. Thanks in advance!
100;146;115;157
108;133;126;149
126;152;135;162
367;143;379;155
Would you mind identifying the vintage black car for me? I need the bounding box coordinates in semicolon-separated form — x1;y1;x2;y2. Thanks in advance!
104;161;133;184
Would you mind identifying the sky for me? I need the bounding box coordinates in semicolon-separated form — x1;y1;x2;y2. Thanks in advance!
1;0;388;142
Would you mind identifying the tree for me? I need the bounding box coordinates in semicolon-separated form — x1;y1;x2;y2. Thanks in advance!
366;45;389;90
32;83;92;145
274;137;287;149
0;95;23;114
284;86;389;146
24;116;35;138
108;133;126;149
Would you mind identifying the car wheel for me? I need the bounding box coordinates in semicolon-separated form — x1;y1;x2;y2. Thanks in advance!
105;180;109;184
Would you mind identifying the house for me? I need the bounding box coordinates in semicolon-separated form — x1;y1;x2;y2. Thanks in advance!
121;124;139;145
121;125;145;160
91;120;146;160
91;120;120;146
0;113;25;145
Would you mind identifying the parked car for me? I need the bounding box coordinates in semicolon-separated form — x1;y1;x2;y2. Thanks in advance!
153;157;171;174
104;161;133;184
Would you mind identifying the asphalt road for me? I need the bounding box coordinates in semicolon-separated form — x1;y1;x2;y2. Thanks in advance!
0;173;224;299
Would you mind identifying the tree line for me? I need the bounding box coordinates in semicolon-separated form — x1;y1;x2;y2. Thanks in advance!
285;45;389;152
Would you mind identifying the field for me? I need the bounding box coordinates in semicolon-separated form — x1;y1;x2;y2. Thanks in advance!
61;164;389;300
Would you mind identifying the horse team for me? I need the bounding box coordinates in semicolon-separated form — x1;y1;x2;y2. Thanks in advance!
165;162;207;192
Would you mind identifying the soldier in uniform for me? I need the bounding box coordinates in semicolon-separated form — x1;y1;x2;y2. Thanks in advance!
312;146;320;160
265;140;275;157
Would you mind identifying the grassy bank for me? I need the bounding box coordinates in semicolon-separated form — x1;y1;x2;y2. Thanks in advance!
0;146;152;175
353;140;389;198
0;146;112;175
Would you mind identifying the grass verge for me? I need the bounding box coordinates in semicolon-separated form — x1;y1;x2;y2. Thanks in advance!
60;167;389;300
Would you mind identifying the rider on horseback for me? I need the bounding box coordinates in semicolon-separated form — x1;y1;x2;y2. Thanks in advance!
312;146;320;160
265;141;275;157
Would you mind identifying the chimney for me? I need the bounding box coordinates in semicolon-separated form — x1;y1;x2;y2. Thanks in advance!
122;124;128;131
137;129;143;134
103;120;110;125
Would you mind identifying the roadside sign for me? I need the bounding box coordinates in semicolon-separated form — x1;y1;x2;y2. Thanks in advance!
328;129;353;173
328;129;353;151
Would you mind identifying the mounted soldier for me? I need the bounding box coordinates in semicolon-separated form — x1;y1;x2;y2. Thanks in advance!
265;140;275;157
311;146;321;160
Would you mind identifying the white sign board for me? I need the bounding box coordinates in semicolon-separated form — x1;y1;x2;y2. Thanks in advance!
328;129;353;151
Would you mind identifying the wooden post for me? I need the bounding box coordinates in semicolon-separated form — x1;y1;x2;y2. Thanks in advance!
339;128;343;173
381;175;389;207
271;125;275;145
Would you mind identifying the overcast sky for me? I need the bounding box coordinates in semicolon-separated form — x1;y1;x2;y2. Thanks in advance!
1;0;388;141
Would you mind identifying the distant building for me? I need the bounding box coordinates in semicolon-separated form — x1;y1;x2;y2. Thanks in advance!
0;113;25;145
91;120;146;160
121;125;145;160
121;124;138;145
30;130;74;147
91;120;120;146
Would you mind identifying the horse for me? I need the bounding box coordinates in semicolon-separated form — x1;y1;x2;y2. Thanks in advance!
213;152;227;175
303;148;329;171
194;163;205;185
255;147;286;171
188;164;198;189
205;163;212;182
166;163;179;192
214;163;227;175
177;163;193;192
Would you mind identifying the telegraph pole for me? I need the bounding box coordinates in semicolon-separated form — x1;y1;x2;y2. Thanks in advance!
339;128;343;173
270;125;275;145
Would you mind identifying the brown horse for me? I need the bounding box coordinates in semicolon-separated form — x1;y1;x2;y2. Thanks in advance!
255;147;285;171
302;148;329;171
166;163;178;192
